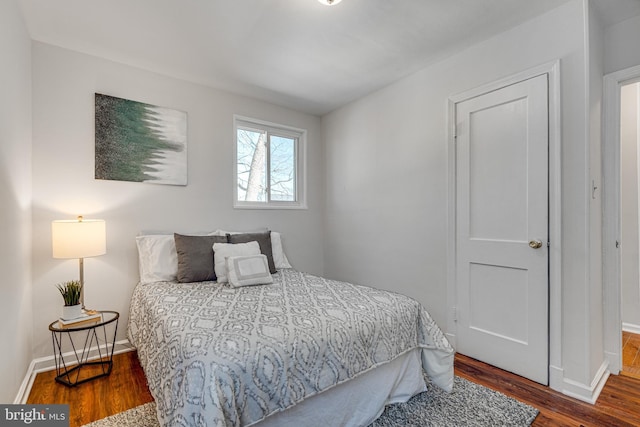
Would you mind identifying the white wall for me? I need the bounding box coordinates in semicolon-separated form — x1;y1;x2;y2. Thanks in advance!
601;1;640;374
604;13;640;75
621;82;640;329
0;0;33;403
323;0;600;394
30;42;324;359
587;0;605;386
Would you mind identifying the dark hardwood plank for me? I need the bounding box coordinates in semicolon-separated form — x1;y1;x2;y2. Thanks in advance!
455;353;640;427
26;351;153;427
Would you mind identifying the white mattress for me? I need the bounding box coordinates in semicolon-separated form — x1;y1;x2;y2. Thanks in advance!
254;348;426;427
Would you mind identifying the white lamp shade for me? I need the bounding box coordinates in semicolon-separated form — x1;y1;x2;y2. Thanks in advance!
52;219;106;259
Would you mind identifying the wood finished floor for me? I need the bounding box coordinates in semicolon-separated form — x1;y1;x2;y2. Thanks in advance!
26;347;640;427
622;330;640;379
456;353;640;427
26;351;153;427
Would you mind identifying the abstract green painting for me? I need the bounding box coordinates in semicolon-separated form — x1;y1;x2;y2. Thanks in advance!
95;93;187;185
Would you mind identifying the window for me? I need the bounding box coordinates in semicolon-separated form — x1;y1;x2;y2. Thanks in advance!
234;116;306;209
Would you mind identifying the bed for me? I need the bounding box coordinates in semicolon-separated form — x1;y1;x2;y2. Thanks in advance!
128;231;454;427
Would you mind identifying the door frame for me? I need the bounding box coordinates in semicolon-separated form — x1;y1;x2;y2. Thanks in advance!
602;64;640;375
446;60;562;391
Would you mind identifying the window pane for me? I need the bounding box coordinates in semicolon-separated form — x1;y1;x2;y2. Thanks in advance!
237;128;267;202
270;135;296;201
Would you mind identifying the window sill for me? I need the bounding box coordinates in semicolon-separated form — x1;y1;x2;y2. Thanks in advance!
233;202;308;210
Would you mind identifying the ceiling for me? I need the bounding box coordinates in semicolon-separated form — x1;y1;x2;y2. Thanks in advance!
17;0;640;116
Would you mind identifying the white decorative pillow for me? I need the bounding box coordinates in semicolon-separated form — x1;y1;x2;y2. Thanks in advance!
270;232;292;269
135;234;178;284
226;254;273;288
212;241;261;283
213;229;292;269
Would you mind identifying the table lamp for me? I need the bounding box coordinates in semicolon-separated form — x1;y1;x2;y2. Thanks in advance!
52;216;106;308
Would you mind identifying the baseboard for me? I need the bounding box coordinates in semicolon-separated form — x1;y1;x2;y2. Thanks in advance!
548;364;564;392
560;360;610;404
605;350;621;375
14;339;135;404
13;358;39;405
622;322;640;335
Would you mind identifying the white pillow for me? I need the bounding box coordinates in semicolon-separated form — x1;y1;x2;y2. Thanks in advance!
213;229;292;269
226;254;273;287
212;241;261;283
135;234;178;284
270;232;292;269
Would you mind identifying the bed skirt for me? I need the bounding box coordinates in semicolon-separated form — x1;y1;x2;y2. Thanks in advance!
254;348;426;427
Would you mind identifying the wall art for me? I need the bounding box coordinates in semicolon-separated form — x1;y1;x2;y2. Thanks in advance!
95;93;187;185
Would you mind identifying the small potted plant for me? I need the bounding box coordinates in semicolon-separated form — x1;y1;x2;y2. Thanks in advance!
56;280;82;320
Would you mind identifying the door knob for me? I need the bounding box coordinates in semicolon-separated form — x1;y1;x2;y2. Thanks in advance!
529;240;543;249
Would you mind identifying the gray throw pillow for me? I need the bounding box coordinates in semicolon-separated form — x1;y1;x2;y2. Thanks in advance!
174;234;228;283
227;231;276;273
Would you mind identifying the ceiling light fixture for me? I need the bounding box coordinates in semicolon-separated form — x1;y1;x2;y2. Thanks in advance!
318;0;343;5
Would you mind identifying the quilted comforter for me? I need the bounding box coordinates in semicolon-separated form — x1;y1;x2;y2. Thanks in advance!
128;268;454;427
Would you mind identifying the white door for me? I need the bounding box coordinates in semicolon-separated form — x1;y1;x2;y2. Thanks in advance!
455;74;549;384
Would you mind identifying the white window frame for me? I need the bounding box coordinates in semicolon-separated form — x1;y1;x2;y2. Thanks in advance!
233;115;307;209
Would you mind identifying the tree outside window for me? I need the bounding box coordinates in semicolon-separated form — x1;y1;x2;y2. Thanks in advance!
234;116;305;209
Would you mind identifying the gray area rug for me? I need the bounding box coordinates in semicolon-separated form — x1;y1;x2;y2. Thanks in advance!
83;375;538;427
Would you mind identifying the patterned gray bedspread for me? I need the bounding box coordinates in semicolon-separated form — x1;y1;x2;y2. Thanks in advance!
128;268;454;427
